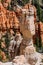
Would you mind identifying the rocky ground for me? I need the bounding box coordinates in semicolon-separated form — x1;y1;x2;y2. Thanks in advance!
0;48;43;65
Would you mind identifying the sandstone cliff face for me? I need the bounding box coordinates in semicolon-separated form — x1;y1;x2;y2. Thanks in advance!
0;2;19;30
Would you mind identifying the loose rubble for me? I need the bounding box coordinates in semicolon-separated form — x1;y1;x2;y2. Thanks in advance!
13;55;30;65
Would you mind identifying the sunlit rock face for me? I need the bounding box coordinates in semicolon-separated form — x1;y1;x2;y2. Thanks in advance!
25;46;42;65
14;3;36;56
20;39;33;55
13;55;30;65
0;2;19;30
26;5;35;35
0;3;7;29
14;3;36;36
12;46;42;65
0;1;42;65
24;4;36;35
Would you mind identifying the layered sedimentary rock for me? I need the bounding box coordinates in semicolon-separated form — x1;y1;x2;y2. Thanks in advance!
0;1;42;65
0;2;19;30
14;3;37;56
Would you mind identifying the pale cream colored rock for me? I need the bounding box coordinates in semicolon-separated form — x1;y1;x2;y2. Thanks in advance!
25;46;42;65
13;55;30;65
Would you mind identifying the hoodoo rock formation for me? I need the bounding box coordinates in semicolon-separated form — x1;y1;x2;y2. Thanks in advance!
0;0;43;65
